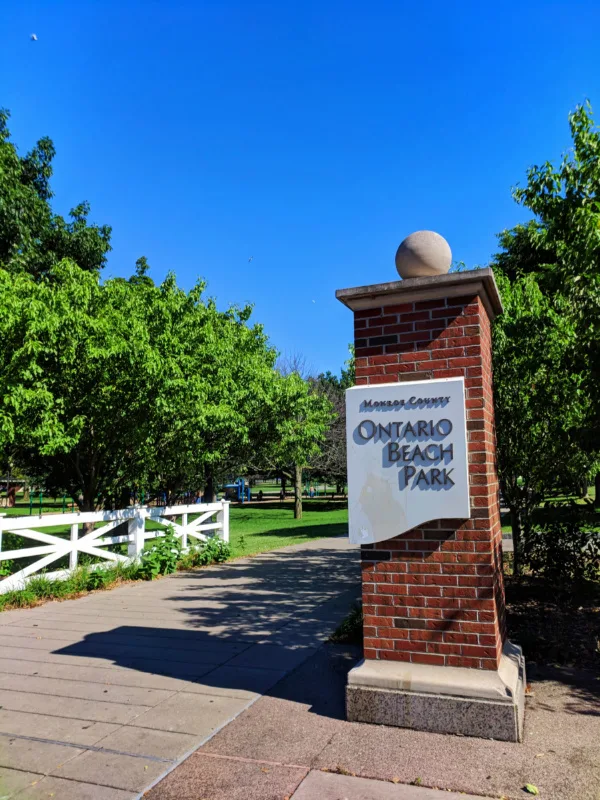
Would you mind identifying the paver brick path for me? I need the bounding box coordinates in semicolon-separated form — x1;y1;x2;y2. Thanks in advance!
0;537;359;799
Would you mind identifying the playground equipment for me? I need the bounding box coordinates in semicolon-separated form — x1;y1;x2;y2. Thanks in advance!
222;477;251;503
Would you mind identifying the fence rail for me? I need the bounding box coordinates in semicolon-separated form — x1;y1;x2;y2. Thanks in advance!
0;501;230;594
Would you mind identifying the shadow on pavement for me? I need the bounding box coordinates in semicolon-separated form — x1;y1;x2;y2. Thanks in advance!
51;545;361;704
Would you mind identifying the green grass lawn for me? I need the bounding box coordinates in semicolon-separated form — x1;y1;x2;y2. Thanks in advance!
228;500;348;558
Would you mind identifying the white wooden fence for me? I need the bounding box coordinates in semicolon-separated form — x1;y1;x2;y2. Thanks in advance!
0;501;229;594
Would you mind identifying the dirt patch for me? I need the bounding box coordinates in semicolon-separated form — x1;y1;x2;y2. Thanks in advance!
505;576;600;670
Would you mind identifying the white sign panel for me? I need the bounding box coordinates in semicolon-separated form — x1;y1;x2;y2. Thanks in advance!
346;377;470;545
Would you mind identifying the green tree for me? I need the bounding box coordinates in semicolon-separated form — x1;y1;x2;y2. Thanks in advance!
269;372;333;519
492;102;600;569
492;272;591;573
263;355;333;518
0;110;111;278
505;103;600;500
0;260;286;511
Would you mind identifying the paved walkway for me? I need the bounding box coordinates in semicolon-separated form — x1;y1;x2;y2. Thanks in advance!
0;537;360;799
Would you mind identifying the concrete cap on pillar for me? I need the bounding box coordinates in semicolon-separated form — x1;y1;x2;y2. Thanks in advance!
395;231;452;279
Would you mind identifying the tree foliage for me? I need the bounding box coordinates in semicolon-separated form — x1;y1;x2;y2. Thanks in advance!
492;101;600;570
0;260;291;509
0;110;111;278
492;272;591;571
265;355;333;518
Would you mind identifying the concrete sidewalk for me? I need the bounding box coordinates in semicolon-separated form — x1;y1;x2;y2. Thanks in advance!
0;537;360;799
147;644;600;800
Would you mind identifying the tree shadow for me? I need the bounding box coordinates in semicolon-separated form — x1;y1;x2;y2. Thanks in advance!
50;545;361;715
251;522;349;539
525;664;600;718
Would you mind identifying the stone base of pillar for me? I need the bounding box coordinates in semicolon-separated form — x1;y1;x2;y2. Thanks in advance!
346;641;525;742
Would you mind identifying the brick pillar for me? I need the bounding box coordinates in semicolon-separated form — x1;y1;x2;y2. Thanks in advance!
338;269;525;742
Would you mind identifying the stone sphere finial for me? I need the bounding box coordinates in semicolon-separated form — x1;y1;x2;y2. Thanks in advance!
395;231;452;279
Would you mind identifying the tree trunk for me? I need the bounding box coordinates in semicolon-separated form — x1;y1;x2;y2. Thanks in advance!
281;474;287;496
294;464;303;520
204;473;215;503
119;486;131;508
510;508;522;576
595;471;600;509
80;488;97;535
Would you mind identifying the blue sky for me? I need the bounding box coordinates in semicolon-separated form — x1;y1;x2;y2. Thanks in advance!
2;1;600;374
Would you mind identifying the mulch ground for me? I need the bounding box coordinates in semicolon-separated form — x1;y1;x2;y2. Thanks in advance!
505;575;600;670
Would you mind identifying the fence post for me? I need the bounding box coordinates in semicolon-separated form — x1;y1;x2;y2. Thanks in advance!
0;513;5;557
218;501;230;543
128;506;146;560
69;523;79;571
181;513;188;551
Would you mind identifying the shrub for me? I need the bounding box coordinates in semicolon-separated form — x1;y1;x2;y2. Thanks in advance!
522;502;600;582
68;566;92;593
27;574;65;599
85;569;112;590
201;536;231;564
178;536;231;569
0;560;13;578
138;526;182;579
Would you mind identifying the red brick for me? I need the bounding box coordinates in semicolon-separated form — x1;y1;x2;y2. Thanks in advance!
370;354;399;365
428;642;462;655
376;583;411;595
411;652;445;666
446;656;482;669
355;347;385;357
355;308;381;319
385;342;418;355
384;363;416;374
435;347;466;359
384;323;415;335
377;627;411;639
364;615;393;626
399;331;433;343
424;575;457;586
364;638;396;650
379;650;412;662
454;357;481;368
433;368;465;379
384;303;414;314
415;299;446;310
408;585;441;597
461;645;498;659
400;311;431;322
